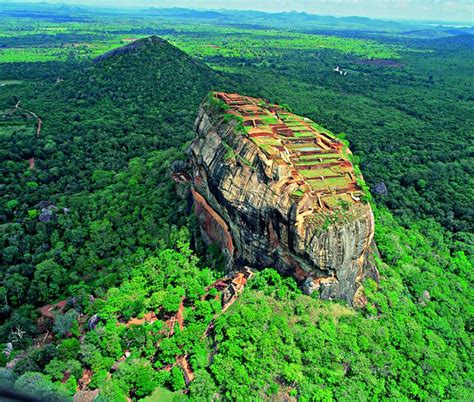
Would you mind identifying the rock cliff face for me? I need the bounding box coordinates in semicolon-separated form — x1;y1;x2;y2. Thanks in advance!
189;92;378;305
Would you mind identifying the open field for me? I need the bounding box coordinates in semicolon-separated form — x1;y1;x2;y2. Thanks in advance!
0;16;406;63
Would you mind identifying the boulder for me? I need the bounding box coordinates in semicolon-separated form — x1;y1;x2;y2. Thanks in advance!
372;182;388;196
38;209;53;223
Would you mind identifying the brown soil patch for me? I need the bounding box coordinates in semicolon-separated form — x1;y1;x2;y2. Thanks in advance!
126;311;157;327
39;300;68;319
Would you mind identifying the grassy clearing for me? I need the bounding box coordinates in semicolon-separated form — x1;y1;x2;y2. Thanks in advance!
293;132;314;138
308;176;349;190
253;137;281;147
259;115;279;125
291;188;305;197
298;154;339;161
300;168;342;178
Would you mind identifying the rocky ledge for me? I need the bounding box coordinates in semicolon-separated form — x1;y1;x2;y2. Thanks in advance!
189;92;378;305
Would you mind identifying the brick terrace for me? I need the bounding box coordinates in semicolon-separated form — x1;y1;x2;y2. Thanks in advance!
215;92;364;209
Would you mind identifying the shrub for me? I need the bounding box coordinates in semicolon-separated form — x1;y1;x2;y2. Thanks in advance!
0;368;17;390
14;371;69;401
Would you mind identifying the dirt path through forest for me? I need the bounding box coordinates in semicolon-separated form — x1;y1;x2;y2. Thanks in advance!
15;99;42;169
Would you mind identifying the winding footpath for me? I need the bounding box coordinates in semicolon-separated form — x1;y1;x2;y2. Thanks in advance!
15;99;42;169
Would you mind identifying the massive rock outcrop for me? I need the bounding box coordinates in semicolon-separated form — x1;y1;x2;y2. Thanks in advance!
189;92;378;304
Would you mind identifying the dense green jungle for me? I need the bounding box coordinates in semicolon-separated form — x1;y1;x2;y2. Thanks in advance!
0;3;472;401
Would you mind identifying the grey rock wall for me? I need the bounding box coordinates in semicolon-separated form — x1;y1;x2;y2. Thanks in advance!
189;100;378;305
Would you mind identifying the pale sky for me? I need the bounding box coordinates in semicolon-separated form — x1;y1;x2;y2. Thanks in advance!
7;0;474;23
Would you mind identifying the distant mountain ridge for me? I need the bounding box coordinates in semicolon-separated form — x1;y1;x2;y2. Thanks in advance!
1;2;472;37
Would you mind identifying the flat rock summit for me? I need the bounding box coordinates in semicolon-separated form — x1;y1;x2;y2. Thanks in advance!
190;92;379;305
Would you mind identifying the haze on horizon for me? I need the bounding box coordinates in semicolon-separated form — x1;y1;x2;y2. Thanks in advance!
5;0;474;23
